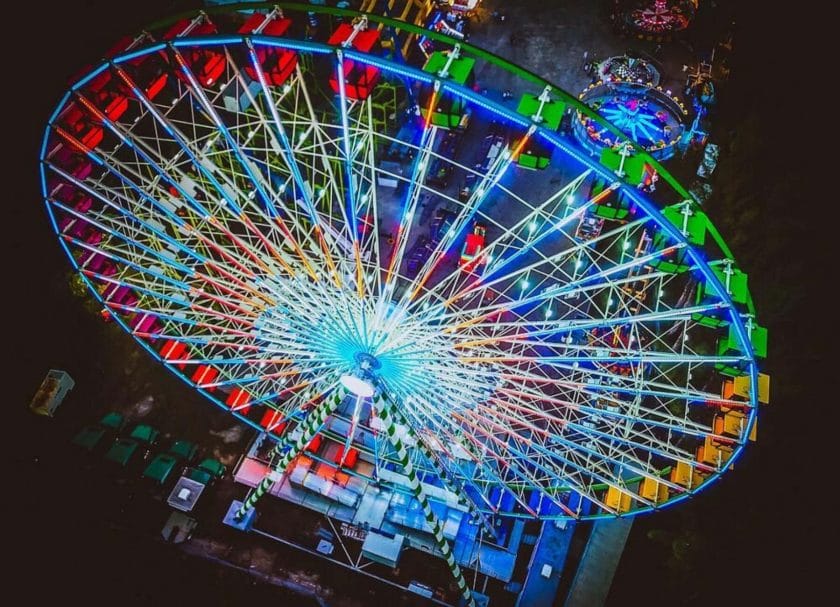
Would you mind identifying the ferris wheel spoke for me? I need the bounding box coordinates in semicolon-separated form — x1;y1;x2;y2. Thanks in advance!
333;50;365;297
434;216;656;324
48;147;271;297
420;359;712;445
477;400;680;499
285;62;354;285
498;367;743;412
209;360;296;398
395;126;536;316
69;90;214;220
437;251;682;331
241;42;334;279
57;222;190;293
113;286;256;326
83;273;254;335
452;409;618;515
499;373;727;448
455;346;744;367
112;64;245;217
385;378;573;517
168;47;310;276
147;333;261;352
239;377;322;410
488;387;709;474
102;294;251;339
379;85;441;310
410;428;509;522
468;367;725;458
404;399;571;516
382;382;533;515
399;135;513;314
261;378;343;426
346;114;381;298
410;170;599;315
450;301;725;349
477;406;659;506
111;64;304;286
200;359;339;392
46;184;200;275
474;183;602;280
97;106;289;290
353;98;383;295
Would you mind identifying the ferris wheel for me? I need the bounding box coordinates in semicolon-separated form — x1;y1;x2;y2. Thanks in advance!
41;5;766;602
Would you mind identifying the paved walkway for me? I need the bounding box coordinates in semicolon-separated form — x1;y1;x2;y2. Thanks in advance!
515;520;576;607
564;517;634;607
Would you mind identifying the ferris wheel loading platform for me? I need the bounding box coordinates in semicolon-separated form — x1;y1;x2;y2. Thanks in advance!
231;425;633;606
232;430;525;585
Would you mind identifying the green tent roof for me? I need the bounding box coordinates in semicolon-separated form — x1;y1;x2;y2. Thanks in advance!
129;424;160;445
197;458;226;479
143;453;179;484
72;426;106;451
185;467;213;486
99;411;126;431
105;438;139;467
169;440;198;462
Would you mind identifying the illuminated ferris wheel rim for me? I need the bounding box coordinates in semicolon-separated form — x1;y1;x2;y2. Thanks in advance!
48;31;757;359
40;3;762;520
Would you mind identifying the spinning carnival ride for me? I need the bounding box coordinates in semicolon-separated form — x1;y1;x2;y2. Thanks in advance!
575;79;688;160
40;4;766;603
621;0;697;39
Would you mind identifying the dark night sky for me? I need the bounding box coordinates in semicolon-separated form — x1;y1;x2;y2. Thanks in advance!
4;1;829;604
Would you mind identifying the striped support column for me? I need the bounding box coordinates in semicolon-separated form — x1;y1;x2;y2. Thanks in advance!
374;394;476;607
389;404;497;541
235;388;345;520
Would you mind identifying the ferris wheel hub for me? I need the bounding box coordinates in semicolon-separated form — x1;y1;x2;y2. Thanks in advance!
354;351;381;372
340;352;380;398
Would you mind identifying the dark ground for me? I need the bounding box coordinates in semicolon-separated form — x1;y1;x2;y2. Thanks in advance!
4;1;829;605
608;1;830;605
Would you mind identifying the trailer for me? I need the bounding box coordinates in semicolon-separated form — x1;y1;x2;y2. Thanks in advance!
29;369;75;417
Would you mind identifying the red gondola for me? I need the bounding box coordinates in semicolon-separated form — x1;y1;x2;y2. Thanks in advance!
226;387;252;413
164;19;227;87
191;363;219;389
327;23;381;100
59;103;103;151
160;339;189;369
239;13;298;87
259;408;288;433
